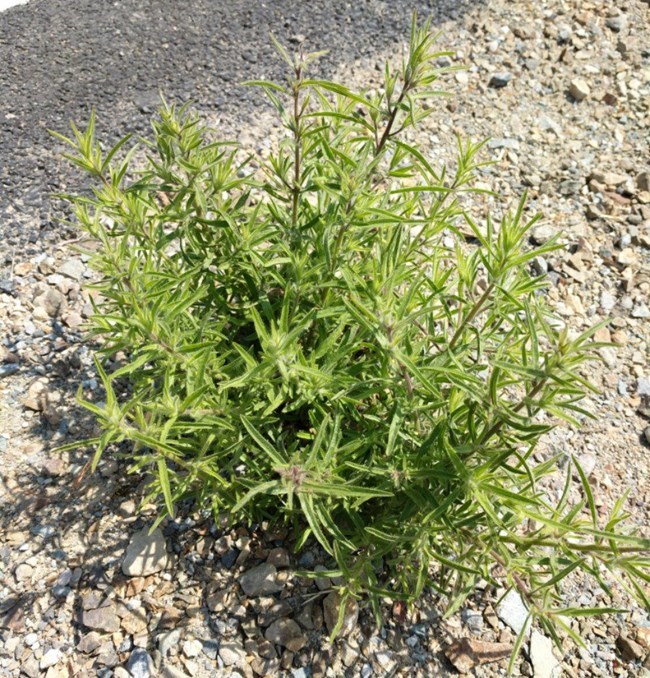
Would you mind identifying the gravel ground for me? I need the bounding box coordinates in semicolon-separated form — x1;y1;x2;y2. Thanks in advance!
1;0;650;677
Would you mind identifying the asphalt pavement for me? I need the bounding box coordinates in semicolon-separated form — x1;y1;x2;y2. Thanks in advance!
0;0;478;269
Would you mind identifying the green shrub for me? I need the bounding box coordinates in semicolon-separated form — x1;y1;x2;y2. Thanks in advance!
56;17;648;654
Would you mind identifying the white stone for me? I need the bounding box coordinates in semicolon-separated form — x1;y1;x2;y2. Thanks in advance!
600;291;616;311
182;639;202;658
219;641;246;666
40;649;61;670
530;631;560;678
24;633;38;648
496;589;531;635
59;258;86;281
158;628;182;657
569;78;590;101
122;527;168;577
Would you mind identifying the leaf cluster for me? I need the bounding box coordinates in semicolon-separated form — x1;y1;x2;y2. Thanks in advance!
55;16;649;653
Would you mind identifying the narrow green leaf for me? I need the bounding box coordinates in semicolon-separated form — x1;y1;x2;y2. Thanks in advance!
240;416;286;467
157;458;175;518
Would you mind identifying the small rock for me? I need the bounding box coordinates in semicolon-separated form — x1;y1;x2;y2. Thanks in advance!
59;258;86;281
530;631;560;678
489;72;513;88
24;379;47;411
643;426;650;446
360;663;373;678
265;618;308;652
158;628;182;657
14;562;33;582
267;547;291;568
591;171;628;186
24;633;38;648
81;604;121;633
575;453;597;478
33;288;65;317
182;638;203;658
446;638;512;674
96;642;120;667
323;592;359;636
617;634;644;661
258;599;293;627
82;590;103;611
206;588;230;612
221;548;239;569
43;390;63;426
538;115;562;135
0;363;19;378
219;641;246;666
637;172;650;192
31;523;57;539
560;180;581;196
77;632;102;654
314;564;331;591
53;584;71;599
162;667;192;678
637;377;650;396
202;639;219;660
605;15;626;32
239;562;284;596
530;224;556;245
253;657;281;675
636;626;650;650
618;248;636;266
569;78;590;101
121;609;148;636
600;291;616;311
496;590;530;635
598;346;617;367
14;261;33;276
41;458;67;477
39;649;61;670
373;651;397;673
488;137;519;150
461;608;484;634
63;311;84;328
632;305;650;319
122;527;168;577
118;499;137;518
342;641;360;666
127;648;155;678
32;306;50;321
22;657;40;678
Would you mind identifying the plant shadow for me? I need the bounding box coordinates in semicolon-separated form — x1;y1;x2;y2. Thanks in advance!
0;345;459;673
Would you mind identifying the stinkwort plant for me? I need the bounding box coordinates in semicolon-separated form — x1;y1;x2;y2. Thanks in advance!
56;17;648;659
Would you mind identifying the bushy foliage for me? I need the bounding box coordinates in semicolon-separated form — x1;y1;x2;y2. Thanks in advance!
56;17;648;653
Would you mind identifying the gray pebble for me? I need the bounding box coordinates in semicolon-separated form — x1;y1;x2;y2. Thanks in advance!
126;648;155;678
489;72;513;88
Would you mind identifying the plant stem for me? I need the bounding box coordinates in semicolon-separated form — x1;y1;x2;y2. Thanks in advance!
449;282;494;350
291;63;303;229
386;324;422;435
376;81;411;154
479;376;548;445
489;548;534;606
